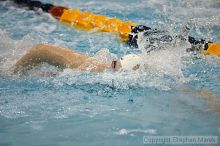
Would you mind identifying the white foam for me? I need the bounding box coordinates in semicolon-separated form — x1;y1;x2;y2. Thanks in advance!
114;128;157;136
33;22;57;34
93;48;117;64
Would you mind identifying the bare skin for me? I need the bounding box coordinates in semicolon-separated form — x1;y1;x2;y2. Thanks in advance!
13;44;114;72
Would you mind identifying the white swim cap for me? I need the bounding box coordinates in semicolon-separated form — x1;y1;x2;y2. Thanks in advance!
120;54;141;71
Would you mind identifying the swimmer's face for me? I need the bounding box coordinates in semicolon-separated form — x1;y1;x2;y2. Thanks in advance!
111;59;122;71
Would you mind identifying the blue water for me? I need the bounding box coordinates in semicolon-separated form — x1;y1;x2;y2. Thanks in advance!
0;0;220;146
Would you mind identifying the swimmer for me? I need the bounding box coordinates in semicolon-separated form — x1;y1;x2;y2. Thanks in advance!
4;0;220;115
13;44;142;73
12;41;220;73
13;44;220;114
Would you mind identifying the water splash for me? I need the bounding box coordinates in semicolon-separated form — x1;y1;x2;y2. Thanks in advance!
0;0;219;91
0;29;38;74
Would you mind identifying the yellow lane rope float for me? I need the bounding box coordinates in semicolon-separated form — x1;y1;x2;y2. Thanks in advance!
50;6;136;42
7;0;220;57
204;43;220;57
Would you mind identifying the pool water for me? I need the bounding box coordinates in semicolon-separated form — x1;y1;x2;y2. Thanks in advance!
0;0;220;146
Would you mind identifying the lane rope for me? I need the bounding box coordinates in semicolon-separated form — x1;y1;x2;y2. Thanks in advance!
4;0;220;56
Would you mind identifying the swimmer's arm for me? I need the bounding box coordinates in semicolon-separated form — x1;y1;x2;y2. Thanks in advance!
190;89;220;113
179;87;220;113
13;44;89;70
13;44;111;72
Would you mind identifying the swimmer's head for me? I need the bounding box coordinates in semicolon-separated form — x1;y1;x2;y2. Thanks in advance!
111;54;141;71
